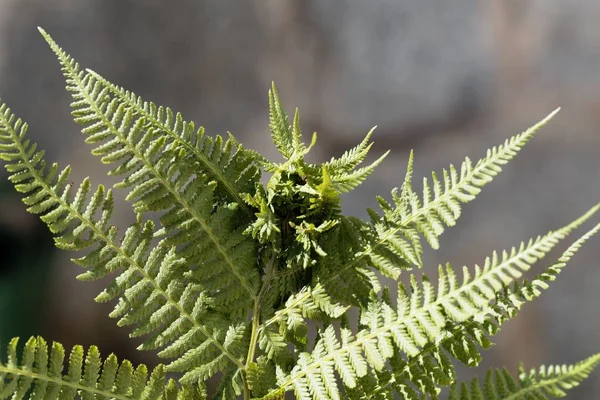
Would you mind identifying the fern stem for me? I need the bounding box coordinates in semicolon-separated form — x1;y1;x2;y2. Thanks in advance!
0;365;133;400
244;254;278;399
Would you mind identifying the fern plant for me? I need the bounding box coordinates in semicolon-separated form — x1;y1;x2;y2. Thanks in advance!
0;28;598;399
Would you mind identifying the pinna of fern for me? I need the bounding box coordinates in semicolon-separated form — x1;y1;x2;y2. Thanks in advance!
448;353;600;400
0;26;599;400
0;336;205;399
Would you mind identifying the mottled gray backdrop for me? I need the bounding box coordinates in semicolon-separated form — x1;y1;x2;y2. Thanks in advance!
1;1;599;397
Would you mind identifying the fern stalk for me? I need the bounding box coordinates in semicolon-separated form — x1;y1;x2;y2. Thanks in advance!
244;254;279;398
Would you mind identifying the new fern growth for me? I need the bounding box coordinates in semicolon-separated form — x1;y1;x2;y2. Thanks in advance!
0;28;599;399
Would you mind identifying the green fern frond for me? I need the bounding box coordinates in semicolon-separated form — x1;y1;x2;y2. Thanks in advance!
322;127;391;194
364;221;600;399
328;150;390;194
489;220;600;326
376;108;560;249
85;68;260;215
261;205;599;399
39;28;261;317
268;83;293;159
448;353;600;399
361;109;558;274
433;202;600;324
324;127;376;174
0;336;201;399
0;103;248;393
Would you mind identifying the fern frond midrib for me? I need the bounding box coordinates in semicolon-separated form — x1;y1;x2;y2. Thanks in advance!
0;110;245;371
502;371;584;400
433;229;566;316
86;68;253;218
263;128;538;330
0;365;133;400
247;257;278;362
57;55;257;300
514;354;600;400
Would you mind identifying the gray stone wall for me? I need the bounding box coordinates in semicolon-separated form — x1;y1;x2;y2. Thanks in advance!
1;1;599;396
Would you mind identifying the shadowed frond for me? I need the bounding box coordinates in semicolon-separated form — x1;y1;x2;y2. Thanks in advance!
0;336;204;399
39;28;261;318
448;354;600;400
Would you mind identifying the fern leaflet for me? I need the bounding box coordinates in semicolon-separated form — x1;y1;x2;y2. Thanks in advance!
0;336;205;399
448;353;600;400
39;28;261;317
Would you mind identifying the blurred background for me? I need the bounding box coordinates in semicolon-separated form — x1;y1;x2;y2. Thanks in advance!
1;0;600;397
